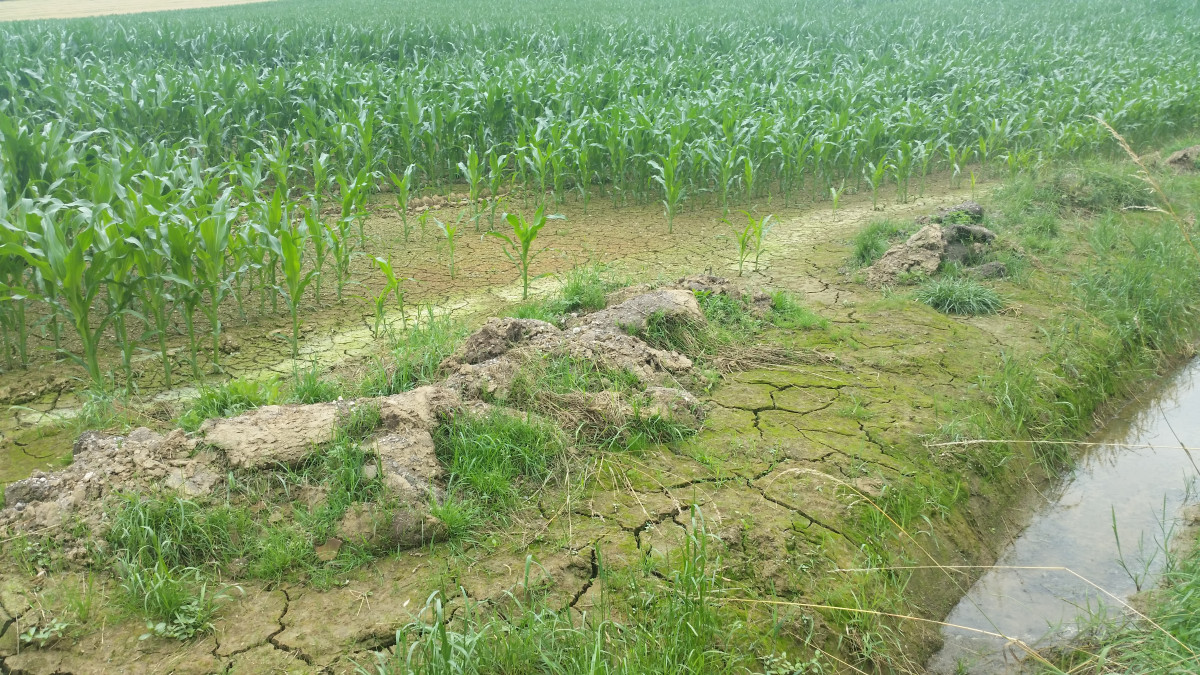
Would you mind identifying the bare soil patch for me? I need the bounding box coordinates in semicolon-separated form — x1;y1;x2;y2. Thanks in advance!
0;0;272;22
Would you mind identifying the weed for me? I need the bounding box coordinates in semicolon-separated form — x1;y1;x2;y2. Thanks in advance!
121;560;224;640
561;263;625;313
288;367;346;404
508;354;641;404
509;298;566;325
179;377;279;432
360;307;463;396
105;494;250;570
768;291;830;330
433;410;564;511
914;278;1003;315
852;220;909;267
429;492;484;540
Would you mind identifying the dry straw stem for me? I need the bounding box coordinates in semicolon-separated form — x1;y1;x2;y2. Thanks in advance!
1092;116;1200;264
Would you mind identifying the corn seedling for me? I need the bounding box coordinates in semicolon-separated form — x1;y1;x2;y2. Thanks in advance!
458;145;484;227
372;254;410;331
388;164;415;242
489;206;551;300
275;222;317;360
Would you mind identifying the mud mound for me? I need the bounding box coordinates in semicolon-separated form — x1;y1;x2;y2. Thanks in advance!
0;284;727;554
442;301;697;400
1;427;219;533
866;204;997;286
200;386;459;470
1166;145;1200;172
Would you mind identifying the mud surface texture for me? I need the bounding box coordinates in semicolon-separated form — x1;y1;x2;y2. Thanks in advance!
0;182;1099;673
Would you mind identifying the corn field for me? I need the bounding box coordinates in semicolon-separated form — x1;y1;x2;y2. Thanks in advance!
1;0;1198;388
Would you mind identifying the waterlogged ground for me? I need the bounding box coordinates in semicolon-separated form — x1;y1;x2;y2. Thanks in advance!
1;177;1090;673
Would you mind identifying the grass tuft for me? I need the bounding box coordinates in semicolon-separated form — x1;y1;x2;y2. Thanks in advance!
434;410;564;514
852;220;909;267
914;278;1003;315
179;377;279;432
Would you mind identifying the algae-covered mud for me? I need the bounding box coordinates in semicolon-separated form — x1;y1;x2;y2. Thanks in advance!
2;150;1197;674
3;0;1200;671
0;182;975;485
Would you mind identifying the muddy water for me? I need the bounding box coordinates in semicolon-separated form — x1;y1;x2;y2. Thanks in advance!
928;357;1200;674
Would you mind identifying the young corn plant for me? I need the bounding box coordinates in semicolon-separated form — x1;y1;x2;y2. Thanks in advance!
388;164;415;242
301;205;327;304
6;210;122;388
274;222;316;360
434;212;467;279
195;193;237;372
485;149;509;229
372;254;410;333
164;216;204;378
488;205;550;300
649;135;686;233
458;145;484;228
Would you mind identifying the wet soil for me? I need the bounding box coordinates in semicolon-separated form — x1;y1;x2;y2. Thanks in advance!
0;177;1091;673
0;179;993;484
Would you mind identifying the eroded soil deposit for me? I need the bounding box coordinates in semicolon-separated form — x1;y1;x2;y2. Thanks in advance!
0;160;1197;674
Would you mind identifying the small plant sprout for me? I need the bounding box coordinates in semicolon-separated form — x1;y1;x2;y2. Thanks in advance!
434;212;467;279
486;148;510;228
865;158;891;211
830;181;846;212
458;144;484;227
388;163;415;242
733;210;774;274
489;205;555;300
372;254;410;329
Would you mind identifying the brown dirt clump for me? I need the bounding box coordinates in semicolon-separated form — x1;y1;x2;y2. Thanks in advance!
866;201;997;285
1166;145;1200;171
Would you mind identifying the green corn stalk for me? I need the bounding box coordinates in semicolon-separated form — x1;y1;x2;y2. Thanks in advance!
127;215;177;388
372;254;410;329
741;155;757;203
273;223;316;360
0;211;30;369
195;191;236;372
433;212;463;279
388;164;415;242
163;216;203;378
94;219;139;388
457;145;483;227
324;212;353;302
309;147;330;213
337;170;369;247
301;205;327;304
649;135;686;234
485;149;509;228
864;158;891;211
521;135;551;208
488;205;550;300
4;209;123;388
